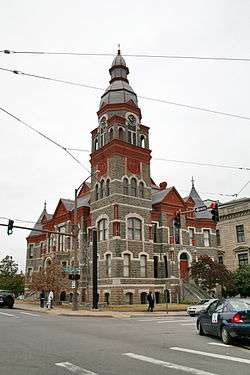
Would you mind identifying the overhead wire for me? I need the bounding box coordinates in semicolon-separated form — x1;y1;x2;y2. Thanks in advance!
235;180;250;197
0;106;90;173
1;49;250;62
0;216;36;224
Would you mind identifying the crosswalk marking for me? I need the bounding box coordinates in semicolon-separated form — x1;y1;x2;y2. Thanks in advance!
0;312;18;318
123;352;219;375
55;362;97;374
157;319;194;324
181;323;196;326
170;347;250;365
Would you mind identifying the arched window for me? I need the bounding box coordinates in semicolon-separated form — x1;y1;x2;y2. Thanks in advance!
163;255;168;278
130;178;137;197
106;254;111;277
94;138;98;151
119;127;124;140
109;128;113;141
123;177;129;195
100;180;105;199
98;219;108;241
153;256;158;278
106;179;110;196
104;292;110;305
128;218;142;240
140;135;145;148
95;184;99;201
100;127;105;147
140;292;147;304
123;254;131;277
139;182;144;198
140;255;147;277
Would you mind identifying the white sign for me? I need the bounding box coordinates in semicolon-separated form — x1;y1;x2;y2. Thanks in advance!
72;280;76;289
212;313;218;323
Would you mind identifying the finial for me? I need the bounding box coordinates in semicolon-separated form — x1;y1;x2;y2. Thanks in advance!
191;176;195;188
44;200;47;210
117;43;121;55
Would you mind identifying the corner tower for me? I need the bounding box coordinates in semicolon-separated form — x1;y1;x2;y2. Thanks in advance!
89;49;156;305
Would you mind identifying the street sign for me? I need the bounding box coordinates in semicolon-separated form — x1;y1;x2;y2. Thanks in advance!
71;280;76;289
64;266;80;273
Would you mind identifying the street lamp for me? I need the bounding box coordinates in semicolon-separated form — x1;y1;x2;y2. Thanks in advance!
72;170;99;311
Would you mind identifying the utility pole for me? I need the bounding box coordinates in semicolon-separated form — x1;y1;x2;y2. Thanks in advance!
72;188;79;311
92;228;98;309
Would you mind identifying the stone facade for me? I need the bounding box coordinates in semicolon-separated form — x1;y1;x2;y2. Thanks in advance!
217;198;250;271
26;49;218;305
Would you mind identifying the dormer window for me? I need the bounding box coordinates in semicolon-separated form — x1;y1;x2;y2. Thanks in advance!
128;114;136;126
100;116;107;126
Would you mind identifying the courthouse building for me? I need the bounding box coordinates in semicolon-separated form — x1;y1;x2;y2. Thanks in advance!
26;49;218;305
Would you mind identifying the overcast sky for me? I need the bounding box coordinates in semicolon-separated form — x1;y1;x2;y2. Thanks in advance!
0;0;249;271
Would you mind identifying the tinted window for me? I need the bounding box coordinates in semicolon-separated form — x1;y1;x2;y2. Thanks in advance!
207;301;219;314
228;299;250;311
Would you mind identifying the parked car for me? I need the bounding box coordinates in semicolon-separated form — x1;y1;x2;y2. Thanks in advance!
0;290;15;308
197;298;250;344
187;299;217;316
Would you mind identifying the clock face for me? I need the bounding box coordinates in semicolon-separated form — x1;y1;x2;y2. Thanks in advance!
100;116;106;126
128;114;136;125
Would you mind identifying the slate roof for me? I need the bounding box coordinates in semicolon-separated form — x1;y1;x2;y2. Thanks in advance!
189;185;212;219
151;187;173;205
77;193;90;208
29;208;51;237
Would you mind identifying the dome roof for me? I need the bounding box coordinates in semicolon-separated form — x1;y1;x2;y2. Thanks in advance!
99;48;138;109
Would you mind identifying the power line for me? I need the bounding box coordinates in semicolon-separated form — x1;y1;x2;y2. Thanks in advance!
235;180;250;197
67;147;250;172
1;66;250;122
1;49;250;62
178;188;236;198
0;216;36;224
0;106;90;173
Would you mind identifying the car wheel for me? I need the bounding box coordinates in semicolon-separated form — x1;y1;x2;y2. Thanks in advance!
5;296;14;309
221;326;232;345
197;320;204;336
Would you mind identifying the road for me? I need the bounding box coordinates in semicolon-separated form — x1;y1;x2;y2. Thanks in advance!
0;307;249;375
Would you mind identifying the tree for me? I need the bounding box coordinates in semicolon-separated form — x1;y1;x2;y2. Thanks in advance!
190;255;235;294
27;257;68;302
0;255;18;275
0;255;24;295
234;265;250;297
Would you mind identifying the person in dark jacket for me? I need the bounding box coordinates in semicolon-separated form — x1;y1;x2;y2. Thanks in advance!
147;291;155;312
40;289;45;308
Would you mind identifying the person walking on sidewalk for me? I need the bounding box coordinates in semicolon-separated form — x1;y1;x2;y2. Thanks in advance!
147;291;155;312
39;289;45;308
47;290;54;309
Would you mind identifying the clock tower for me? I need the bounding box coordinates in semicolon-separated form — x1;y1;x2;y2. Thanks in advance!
89;48;157;304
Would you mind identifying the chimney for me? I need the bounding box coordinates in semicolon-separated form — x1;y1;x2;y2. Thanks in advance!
159;181;167;190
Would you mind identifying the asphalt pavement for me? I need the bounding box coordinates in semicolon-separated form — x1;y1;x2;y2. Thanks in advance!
0;307;249;375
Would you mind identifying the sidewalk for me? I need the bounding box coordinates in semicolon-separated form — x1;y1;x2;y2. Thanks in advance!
14;301;187;318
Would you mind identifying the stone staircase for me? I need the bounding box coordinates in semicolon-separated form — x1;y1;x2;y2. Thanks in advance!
181;282;210;303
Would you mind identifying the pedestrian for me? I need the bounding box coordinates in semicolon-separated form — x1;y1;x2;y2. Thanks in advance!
147;291;155;312
39;289;45;308
47;290;54;309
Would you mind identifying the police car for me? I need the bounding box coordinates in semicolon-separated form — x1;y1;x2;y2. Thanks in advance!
197;298;250;344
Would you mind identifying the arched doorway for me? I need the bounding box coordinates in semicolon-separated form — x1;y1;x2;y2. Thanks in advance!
125;292;133;305
180;252;189;281
155;291;160;304
164;289;170;303
140;292;147;304
104;292;110;306
60;291;66;302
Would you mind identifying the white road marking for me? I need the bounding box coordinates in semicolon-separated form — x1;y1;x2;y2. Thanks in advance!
19;312;41;317
157;319;194;324
55;362;97;374
208;342;233;348
170;347;250;365
123;353;219;375
181;323;196;326
0;312;18;318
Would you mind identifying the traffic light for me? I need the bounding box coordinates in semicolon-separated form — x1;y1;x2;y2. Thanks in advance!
7;220;14;235
210;202;219;222
173;211;181;228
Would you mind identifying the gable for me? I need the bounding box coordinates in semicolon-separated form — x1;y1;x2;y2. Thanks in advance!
163;187;186;208
53;200;69;219
78;183;91;198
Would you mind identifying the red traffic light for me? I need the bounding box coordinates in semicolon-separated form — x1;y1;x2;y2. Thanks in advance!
210;202;218;209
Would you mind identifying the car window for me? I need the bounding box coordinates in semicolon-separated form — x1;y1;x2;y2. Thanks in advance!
215;302;224;313
207;301;219;314
228;299;250;311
